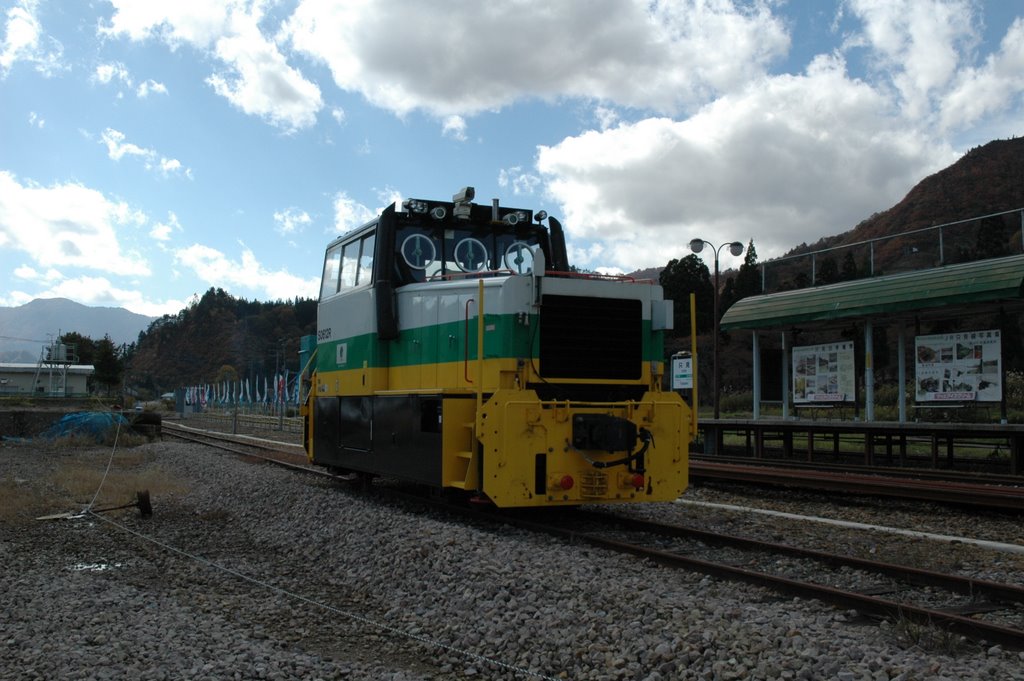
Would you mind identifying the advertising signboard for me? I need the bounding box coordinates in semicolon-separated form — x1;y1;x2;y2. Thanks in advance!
915;329;1001;402
793;341;855;403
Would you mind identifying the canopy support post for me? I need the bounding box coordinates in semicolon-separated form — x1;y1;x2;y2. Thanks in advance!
865;321;875;422
752;332;761;420
898;323;907;424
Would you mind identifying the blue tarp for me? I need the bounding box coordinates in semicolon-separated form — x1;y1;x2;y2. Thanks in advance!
37;412;130;441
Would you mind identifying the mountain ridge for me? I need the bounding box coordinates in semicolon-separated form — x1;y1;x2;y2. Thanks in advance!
0;298;155;363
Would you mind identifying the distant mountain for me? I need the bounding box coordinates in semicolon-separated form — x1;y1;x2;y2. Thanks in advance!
0;298;155;363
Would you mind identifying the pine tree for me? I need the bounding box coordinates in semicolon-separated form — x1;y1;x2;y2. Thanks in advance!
732;239;761;300
659;255;713;334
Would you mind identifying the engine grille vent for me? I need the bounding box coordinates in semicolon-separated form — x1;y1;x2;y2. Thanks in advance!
539;295;641;380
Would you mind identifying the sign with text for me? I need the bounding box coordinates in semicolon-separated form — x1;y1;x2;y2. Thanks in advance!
671;356;693;390
792;341;855;403
915;329;1001;402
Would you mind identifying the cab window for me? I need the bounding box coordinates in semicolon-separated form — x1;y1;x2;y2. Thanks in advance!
320;244;342;299
338;232;376;291
357;233;375;285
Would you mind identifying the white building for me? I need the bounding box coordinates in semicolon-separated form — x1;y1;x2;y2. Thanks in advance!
0;363;94;397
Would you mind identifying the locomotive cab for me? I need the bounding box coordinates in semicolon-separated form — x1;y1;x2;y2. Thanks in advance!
303;187;691;507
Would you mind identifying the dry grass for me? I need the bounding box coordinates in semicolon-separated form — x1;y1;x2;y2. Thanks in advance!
0;441;188;524
891;612;968;655
0;475;49;522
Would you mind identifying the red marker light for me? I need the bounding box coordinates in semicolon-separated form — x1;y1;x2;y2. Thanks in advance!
631;474;645;489
559;475;574;490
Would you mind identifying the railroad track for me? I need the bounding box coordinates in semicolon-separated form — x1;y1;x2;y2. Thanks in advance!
164;424;1024;650
489;508;1024;650
691;457;1024;511
692;452;1024;486
163;421;312;471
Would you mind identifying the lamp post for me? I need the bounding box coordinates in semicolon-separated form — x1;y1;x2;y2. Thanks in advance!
689;238;744;420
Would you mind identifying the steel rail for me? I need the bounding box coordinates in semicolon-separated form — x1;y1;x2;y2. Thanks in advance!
691;453;1024;487
690;460;1024;511
571;509;1024;604
489;510;1024;650
163;423;1024;648
163;422;312;472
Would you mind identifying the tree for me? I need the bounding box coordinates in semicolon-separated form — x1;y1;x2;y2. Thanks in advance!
215;364;239;384
58;331;96;364
840;252;859;281
732;240;761;300
93;335;123;396
815;256;839;285
659;255;713;334
975;215;1011;260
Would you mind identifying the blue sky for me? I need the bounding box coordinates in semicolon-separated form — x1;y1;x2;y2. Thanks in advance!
1;0;1021;318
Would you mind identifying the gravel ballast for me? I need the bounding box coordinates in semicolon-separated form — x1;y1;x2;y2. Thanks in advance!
3;439;1024;680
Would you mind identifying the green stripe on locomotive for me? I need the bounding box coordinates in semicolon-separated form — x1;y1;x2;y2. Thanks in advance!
316;312;663;372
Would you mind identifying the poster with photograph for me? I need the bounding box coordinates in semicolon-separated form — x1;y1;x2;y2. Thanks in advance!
792;341;855;403
915;329;1001;402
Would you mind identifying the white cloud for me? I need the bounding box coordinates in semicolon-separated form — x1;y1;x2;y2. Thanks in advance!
442;115;467;142
594;106;620;131
846;0;979;120
331;107;345;125
102;1;322;132
150;212;182;242
283;0;788;118
137;79;168;97
94;61;132;85
0;171;151;276
331;191;376;234
99;1;232;47
0;0;63;77
940;17;1024;131
329;188;401;235
498;167;541;196
101;128;149;160
273;207;312;236
13;264;41;280
12;264;62;283
205;18;323;131
28;111;44;128
100;128;192;177
173;242;319;300
537;54;958;272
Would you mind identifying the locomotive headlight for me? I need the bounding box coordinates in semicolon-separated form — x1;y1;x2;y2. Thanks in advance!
404;199;428;213
503;212;527;225
534;210;547;223
430;206;447;220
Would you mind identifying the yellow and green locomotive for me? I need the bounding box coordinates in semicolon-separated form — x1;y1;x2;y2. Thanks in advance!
302;187;691;507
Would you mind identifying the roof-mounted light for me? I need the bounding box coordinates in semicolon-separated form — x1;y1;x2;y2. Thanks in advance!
503;211;527;226
534;210;548;223
403;199;428;214
430;206;447;220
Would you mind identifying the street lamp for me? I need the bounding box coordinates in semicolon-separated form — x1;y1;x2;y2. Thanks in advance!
689;238;744;420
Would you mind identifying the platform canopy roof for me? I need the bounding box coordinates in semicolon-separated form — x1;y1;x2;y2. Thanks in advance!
720;254;1024;331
